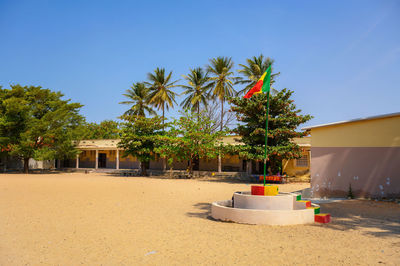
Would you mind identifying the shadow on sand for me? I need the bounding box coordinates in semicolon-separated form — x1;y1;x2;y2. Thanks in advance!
186;200;400;238
186;202;216;221
314;200;400;237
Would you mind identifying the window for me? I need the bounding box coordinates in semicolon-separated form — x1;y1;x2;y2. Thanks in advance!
296;154;309;167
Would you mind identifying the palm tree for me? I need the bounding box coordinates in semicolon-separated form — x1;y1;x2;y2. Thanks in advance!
119;82;155;118
146;67;179;172
207;56;237;172
145;67;179;128
236;54;280;96
180;67;213;116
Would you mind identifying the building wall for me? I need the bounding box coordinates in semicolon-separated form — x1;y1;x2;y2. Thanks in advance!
200;158;218;172
310;116;400;198
171;160;187;170
66;144;307;176
79;150;142;169
79;150;95;168
29;159;54;169
149;157;163;170
282;150;310;176
0;156;54;170
311;116;400;147
221;155;243;172
119;153;139;169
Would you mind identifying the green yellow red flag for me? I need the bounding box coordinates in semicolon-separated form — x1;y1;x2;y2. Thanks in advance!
244;65;271;99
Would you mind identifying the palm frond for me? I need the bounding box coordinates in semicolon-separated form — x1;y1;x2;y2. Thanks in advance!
119;82;154;118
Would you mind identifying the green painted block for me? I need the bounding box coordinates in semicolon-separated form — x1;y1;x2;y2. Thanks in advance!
296;194;301;201
307;206;320;214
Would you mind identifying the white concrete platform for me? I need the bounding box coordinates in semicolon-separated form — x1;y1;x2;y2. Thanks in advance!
212;192;318;225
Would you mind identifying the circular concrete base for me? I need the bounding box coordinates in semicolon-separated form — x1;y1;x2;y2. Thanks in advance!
211;192;318;225
211;200;316;225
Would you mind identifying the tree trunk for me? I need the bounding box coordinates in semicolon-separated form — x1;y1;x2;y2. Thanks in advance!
3;155;7;172
220;98;224;132
23;158;29;174
218;99;223;173
187;159;193;178
141;161;147;176
162;103;165;129
162;103;167;171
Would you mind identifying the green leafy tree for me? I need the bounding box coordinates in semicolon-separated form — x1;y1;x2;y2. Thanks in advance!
82;120;121;139
207;56;237;172
229;89;312;174
0;85;85;173
180;67;212;116
156;111;226;176
119;82;155;118
236;54;280;96
118;116;164;176
145;67;179;128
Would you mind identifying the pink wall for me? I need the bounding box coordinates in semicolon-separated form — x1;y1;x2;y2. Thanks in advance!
311;147;400;198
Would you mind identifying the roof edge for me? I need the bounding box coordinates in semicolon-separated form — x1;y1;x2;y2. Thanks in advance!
302;112;400;130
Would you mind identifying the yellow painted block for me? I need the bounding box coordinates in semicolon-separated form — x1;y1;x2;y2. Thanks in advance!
264;185;279;196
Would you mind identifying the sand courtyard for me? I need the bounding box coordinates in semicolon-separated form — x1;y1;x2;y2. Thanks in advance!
0;173;399;265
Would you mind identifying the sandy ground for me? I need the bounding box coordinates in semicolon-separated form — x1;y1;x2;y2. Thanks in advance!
0;173;399;265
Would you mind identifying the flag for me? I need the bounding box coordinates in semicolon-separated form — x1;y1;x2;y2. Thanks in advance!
243;65;272;99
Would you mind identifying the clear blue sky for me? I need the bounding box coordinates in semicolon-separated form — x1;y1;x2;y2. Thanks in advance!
1;0;399;128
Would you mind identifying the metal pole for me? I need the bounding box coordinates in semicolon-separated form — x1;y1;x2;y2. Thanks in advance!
263;91;270;186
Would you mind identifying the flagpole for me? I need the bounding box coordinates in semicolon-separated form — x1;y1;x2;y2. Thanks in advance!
263;91;270;186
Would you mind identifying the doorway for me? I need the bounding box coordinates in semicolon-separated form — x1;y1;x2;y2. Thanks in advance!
193;157;199;171
98;153;107;168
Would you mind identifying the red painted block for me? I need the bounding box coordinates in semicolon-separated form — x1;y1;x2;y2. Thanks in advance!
296;200;311;207
251;185;265;196
315;213;331;223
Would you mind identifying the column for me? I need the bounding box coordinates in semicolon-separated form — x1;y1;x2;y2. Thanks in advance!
218;155;222;173
76;154;79;169
246;160;252;175
116;149;120;170
95;150;99;169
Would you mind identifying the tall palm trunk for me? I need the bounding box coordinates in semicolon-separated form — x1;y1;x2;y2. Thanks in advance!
218;97;223;173
162;103;165;129
162;103;167;171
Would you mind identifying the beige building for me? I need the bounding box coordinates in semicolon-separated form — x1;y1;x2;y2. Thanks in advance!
282;137;311;177
304;112;400;198
60;136;310;176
